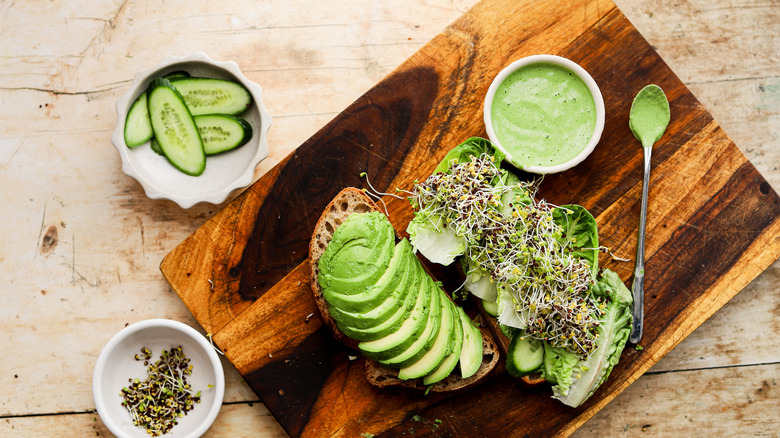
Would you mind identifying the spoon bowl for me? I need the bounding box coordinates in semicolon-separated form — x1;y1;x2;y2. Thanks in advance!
630;85;671;148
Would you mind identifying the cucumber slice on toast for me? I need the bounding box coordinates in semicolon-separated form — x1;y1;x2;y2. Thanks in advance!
146;78;206;176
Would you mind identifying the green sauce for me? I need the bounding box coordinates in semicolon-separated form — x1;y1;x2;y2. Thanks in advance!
491;63;596;168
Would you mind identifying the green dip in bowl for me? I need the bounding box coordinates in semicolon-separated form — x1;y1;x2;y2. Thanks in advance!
484;55;605;174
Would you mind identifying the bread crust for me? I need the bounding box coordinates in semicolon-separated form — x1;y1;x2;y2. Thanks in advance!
308;187;499;392
308;187;379;350
364;323;499;393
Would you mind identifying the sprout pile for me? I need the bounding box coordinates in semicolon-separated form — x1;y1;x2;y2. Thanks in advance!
119;346;202;436
408;153;604;357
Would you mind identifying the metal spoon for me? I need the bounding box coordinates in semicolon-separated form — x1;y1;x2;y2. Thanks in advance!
628;84;670;344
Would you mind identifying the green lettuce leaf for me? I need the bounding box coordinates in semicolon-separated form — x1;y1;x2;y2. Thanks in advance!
542;344;579;387
406;211;466;265
543;269;633;407
433;137;506;174
552;204;599;278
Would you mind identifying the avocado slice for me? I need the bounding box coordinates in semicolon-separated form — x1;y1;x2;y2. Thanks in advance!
381;275;442;368
358;258;432;361
327;245;415;330
422;300;464;385
323;239;413;313
397;288;455;380
455;306;483;379
317;212;395;295
337;256;424;341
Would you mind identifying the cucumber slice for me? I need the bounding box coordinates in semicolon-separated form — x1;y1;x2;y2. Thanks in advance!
149;138;164;156
194;114;253;155
164;70;190;79
123;92;153;148
506;334;544;378
169;77;252;116
482;299;499;317
146;78;206;176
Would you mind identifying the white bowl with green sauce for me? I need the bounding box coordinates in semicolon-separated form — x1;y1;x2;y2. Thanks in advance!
484;55;605;174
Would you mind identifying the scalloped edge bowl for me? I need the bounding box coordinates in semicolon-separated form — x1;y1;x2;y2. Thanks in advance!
111;52;272;208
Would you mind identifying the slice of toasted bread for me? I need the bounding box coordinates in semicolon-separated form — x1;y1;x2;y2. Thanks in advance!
309;187;380;350
308;187;499;392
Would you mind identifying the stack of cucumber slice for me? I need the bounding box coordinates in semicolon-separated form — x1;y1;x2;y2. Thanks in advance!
123;71;254;176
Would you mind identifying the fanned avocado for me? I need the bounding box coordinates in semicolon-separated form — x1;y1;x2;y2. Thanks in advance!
359;256;433;361
381;276;442;368
323;239;414;314
336;255;423;340
423;299;464;385
309;189;501;393
397;288;455;380
318;211;395;295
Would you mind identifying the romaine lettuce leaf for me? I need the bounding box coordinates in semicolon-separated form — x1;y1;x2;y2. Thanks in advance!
542;344;579;387
542;269;633;407
406;212;466;265
462;258;498;301
552;204;599;278
433;137;506;175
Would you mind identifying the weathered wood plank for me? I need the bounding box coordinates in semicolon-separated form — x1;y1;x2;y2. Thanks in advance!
573;363;780;437
0;403;287;438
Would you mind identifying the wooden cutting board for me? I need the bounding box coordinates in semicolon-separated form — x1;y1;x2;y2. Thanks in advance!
161;0;780;436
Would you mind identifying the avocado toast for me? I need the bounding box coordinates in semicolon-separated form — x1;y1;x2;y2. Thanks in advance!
308;187;499;392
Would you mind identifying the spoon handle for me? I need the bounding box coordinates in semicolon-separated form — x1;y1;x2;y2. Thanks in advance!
630;146;652;344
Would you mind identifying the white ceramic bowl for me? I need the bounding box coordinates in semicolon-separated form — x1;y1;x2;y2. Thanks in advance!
93;319;225;438
483;54;605;174
111;52;272;208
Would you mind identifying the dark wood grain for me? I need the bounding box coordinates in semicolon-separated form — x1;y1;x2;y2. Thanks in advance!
160;0;780;436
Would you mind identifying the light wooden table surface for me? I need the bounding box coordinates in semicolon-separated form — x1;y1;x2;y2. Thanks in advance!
2;0;778;436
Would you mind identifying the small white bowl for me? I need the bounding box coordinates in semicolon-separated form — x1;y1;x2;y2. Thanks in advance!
93;319;225;438
483;54;605;174
111;52;272;208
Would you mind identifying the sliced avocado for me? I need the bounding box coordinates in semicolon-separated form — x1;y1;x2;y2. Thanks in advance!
318;212;395;295
381;275;442;368
336;256;423;340
358;259;432;361
327;245;414;329
456;306;483;379
323;239;413;313
422;300;464;385
397;288;455;380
